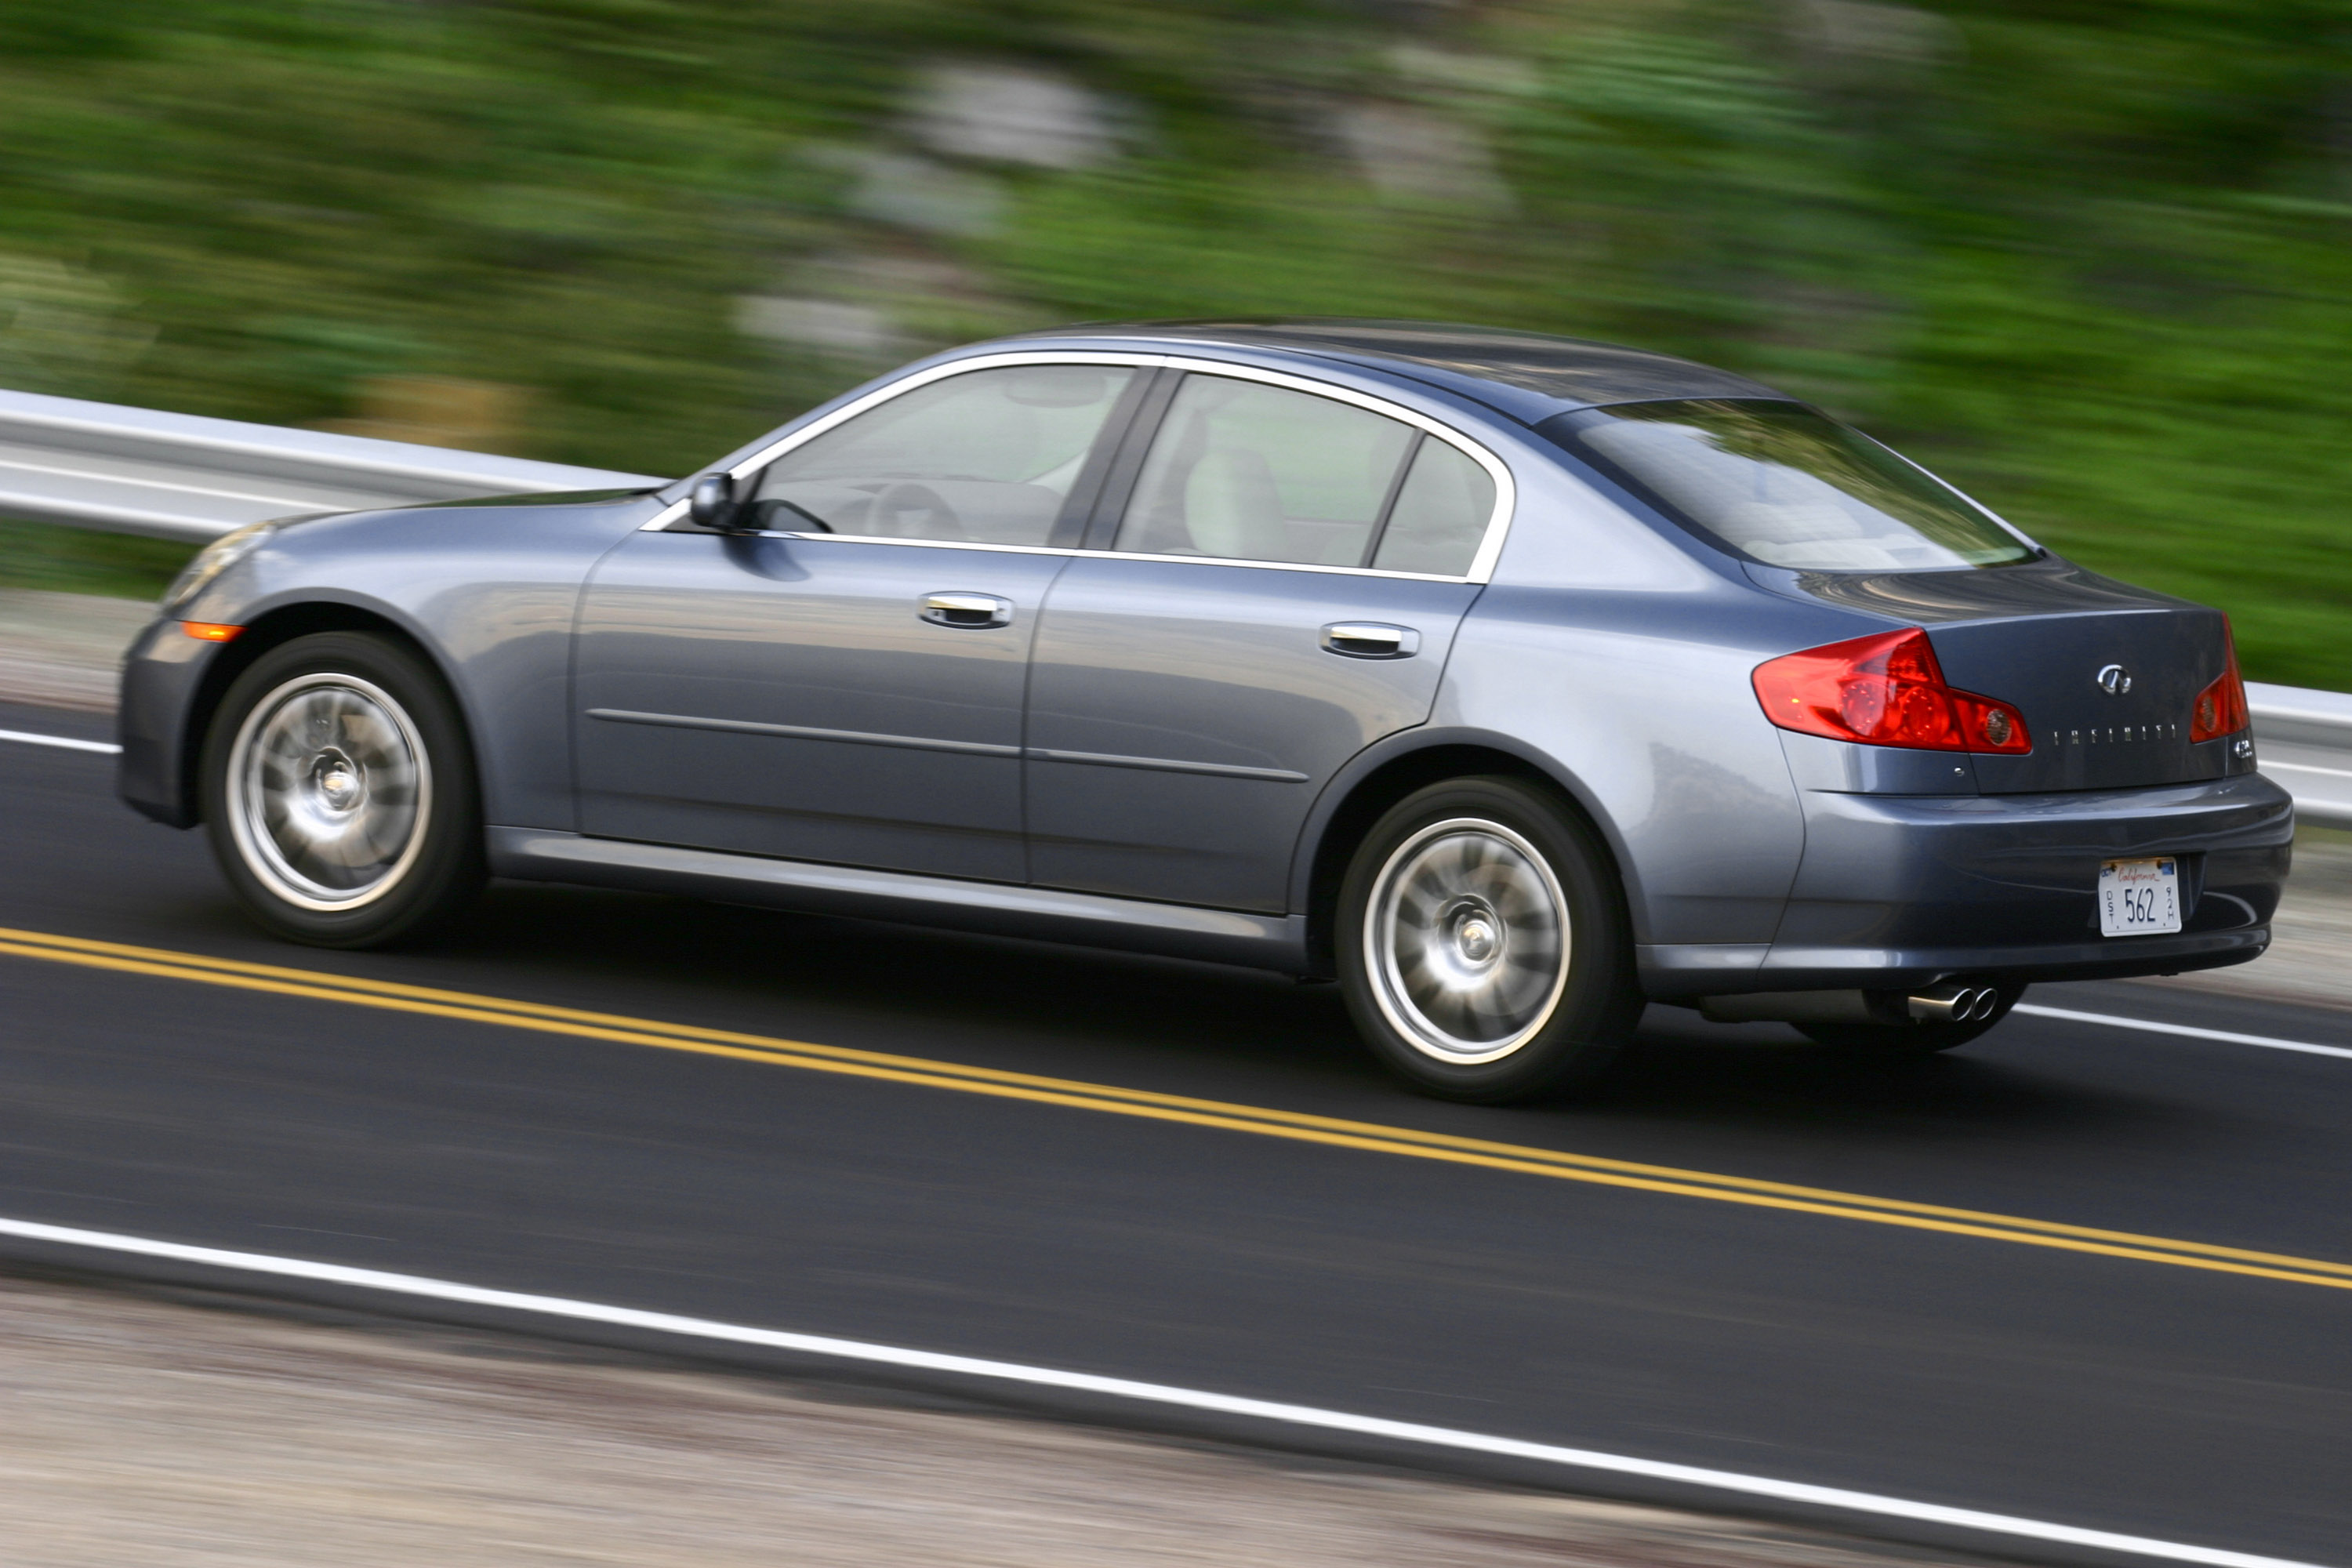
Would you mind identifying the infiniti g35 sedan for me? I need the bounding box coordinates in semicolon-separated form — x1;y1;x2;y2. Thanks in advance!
118;321;2292;1102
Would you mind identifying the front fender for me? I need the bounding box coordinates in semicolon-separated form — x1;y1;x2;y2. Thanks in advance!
161;495;660;830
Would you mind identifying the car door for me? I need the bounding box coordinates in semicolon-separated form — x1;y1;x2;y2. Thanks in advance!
1023;367;1505;912
574;359;1144;882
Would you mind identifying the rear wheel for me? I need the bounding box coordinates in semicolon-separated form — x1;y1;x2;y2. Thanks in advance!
200;631;485;947
1798;985;2026;1055
1337;777;1641;1103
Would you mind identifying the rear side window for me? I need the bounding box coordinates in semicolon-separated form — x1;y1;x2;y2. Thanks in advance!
1548;400;2034;572
1112;373;1493;573
1370;439;1495;576
752;364;1134;545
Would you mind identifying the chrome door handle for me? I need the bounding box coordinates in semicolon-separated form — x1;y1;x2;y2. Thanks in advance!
1320;622;1418;659
920;592;1014;629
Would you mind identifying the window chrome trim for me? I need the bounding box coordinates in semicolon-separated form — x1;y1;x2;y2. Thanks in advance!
1867;430;2044;557
625;527;1481;583
644;350;1519;584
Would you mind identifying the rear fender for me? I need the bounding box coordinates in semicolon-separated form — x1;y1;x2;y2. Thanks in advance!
1287;728;1646;978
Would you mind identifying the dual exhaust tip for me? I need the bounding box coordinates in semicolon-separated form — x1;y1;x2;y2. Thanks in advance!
1905;983;2002;1025
1698;982;2003;1027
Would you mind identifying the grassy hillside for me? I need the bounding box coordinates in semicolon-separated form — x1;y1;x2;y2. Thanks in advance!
2;0;2347;684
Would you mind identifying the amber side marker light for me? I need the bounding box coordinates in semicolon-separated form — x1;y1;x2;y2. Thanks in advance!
1753;628;2031;753
2188;616;2250;744
180;622;244;642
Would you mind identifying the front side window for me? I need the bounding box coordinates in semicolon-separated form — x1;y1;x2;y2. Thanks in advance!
750;364;1135;546
1115;375;1492;570
1548;399;2035;572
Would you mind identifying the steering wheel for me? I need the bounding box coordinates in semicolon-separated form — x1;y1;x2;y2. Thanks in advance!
867;482;966;541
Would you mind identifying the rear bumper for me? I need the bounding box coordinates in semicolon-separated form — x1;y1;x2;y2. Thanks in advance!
1639;773;2292;998
116;615;216;828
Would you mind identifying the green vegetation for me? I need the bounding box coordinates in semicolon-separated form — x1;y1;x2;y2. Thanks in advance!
0;518;192;600
2;1;2347;684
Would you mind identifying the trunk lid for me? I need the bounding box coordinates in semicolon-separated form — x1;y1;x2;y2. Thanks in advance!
1750;557;2241;793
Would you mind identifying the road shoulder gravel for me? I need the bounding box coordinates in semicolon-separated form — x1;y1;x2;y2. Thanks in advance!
2129;833;2352;1014
0;586;151;713
0;1267;2014;1568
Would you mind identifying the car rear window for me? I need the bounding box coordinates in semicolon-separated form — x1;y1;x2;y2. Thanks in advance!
1543;400;2035;572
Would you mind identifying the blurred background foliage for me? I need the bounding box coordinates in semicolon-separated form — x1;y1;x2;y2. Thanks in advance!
0;0;2347;684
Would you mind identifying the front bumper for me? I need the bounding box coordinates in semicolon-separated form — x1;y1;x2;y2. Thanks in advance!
116;614;220;828
1640;772;2293;998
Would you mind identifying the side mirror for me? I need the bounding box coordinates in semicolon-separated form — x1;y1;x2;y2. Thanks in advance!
688;472;742;532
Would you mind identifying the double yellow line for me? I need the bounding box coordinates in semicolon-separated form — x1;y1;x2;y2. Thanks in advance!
5;923;2350;1294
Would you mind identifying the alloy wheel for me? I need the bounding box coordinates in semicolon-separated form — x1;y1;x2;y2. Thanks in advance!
1364;818;1572;1064
225;672;432;912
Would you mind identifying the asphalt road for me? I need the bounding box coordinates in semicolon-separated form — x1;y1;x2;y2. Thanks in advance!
2;697;2347;1564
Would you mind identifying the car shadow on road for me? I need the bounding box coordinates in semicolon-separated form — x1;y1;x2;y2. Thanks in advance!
445;881;1375;1076
422;884;2151;1155
1591;1007;2136;1142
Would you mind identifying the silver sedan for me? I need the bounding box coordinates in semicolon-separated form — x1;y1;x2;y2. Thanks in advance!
120;321;2292;1101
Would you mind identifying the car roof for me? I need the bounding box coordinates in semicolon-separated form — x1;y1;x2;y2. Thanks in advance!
998;318;1790;424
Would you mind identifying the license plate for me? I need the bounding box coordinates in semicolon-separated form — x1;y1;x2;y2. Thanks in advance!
2098;857;2182;937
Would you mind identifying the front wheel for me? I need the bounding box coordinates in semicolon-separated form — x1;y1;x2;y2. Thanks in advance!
1337;777;1642;1103
200;631;485;948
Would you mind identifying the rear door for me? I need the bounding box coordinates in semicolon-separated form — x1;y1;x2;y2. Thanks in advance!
1022;367;1504;913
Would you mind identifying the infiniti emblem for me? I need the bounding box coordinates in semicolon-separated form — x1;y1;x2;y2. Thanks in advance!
2096;663;2132;696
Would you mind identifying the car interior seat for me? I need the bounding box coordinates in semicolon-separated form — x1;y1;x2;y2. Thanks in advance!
1181;447;1290;561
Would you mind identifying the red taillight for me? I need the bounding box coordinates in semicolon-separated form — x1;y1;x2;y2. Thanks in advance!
1752;628;2031;753
2189;617;2249;743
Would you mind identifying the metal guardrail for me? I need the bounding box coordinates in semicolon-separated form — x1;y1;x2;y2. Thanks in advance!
0;386;664;542
2249;682;2352;830
4;386;2347;828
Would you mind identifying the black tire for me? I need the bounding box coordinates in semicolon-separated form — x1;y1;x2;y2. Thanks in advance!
1336;776;1642;1103
199;631;485;948
1797;985;2026;1055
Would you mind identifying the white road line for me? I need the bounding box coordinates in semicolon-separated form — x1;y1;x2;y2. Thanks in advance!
0;1215;2328;1568
0;728;119;755
2015;1004;2352;1061
2263;760;2352;780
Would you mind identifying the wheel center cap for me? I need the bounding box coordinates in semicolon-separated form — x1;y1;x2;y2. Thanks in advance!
1455;915;1498;964
310;750;363;813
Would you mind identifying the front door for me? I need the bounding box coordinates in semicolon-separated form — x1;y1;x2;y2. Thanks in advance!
1024;369;1501;912
573;361;1142;882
